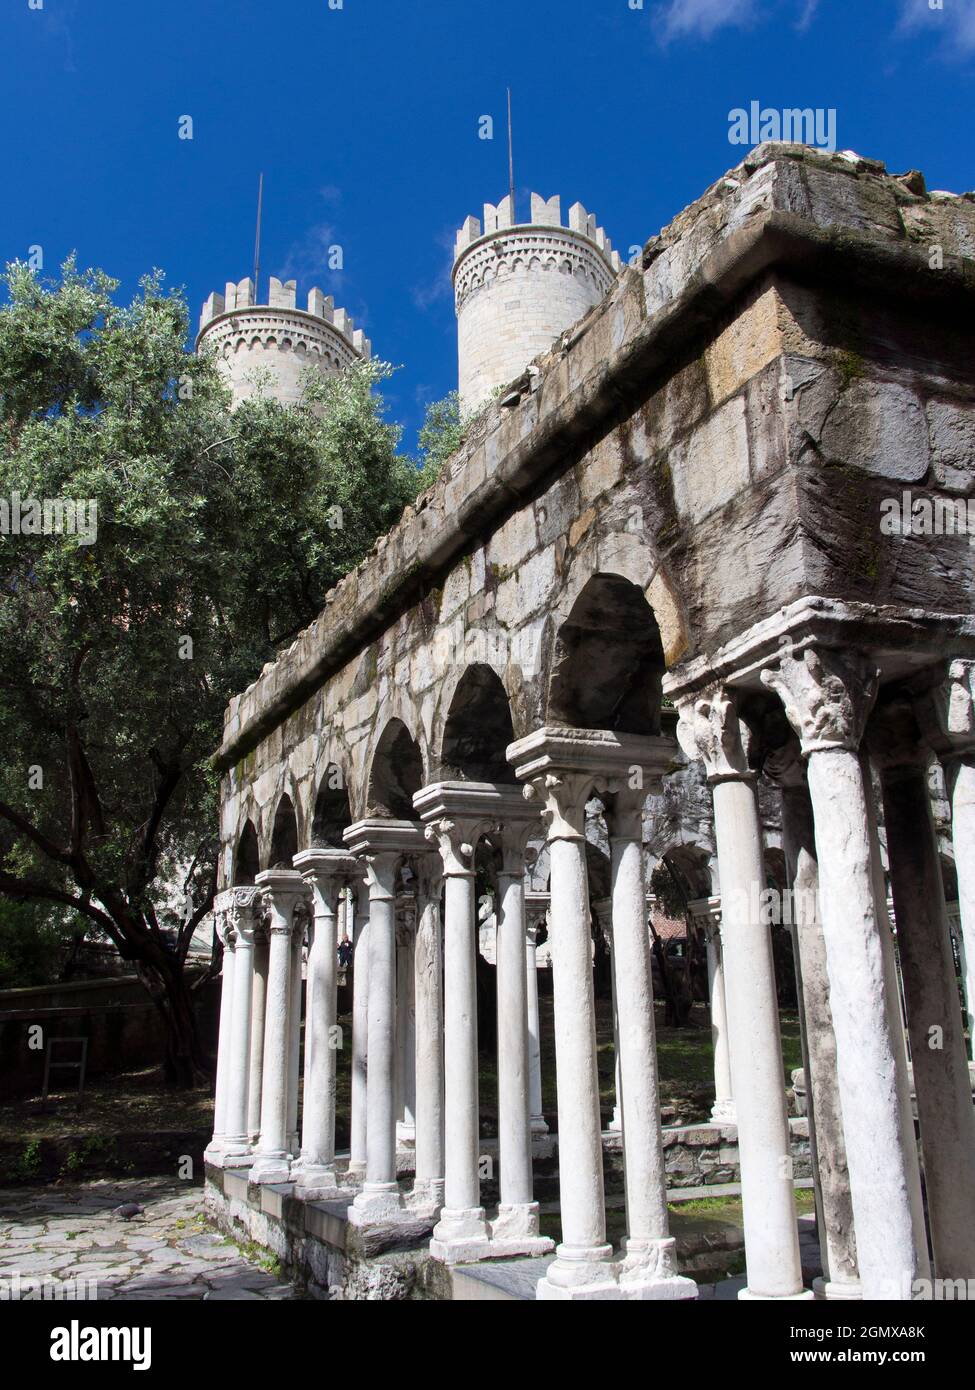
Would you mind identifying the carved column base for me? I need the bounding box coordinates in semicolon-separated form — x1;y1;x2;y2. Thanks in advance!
536;1242;617;1300
813;1275;863;1301
204;1138;252;1168
249;1152;292;1185
292;1164;352;1202
710;1099;737;1125
429;1206;491;1263
487;1202;555;1258
738;1287;815;1301
407;1178;445;1221
618;1236;698;1300
347;1181;407;1225
530;1114;549;1136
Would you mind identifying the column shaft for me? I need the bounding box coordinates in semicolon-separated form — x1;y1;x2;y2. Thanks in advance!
805;747;927;1297
349;879;370;1177
543;833;613;1287
525;925;547;1134
609;809;693;1297
293;864;347;1199
950;762;975;1045
779;780;858;1295
496;868;533;1207
412;871;445;1210
250;893;298;1183
880;757;975;1278
205;921;236;1161
712;775;805;1298
247;934;268;1143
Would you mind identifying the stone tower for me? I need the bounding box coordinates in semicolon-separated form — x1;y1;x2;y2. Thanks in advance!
452;193;622;415
196;275;371;409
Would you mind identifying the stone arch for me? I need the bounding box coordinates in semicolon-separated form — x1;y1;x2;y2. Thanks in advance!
310;761;354;848
547;572;665;735
366;717;424;820
658;842;713;903
233;819;260;885
267;792;299;868
438;664;517;784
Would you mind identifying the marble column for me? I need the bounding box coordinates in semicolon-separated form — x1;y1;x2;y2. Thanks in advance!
524;896;549;1135
219;886;261;1166
677;691;810;1300
915;660;975;1048
593;899;623;1134
490;818;553;1257
247;927;269;1144
344;819;425;1225
292;848;356;1200
410;852;445;1215
606;785;696;1300
394;896;417;1149
348;875;370;1179
761;643;929;1299
689;900;736;1125
765;741;859;1299
510;728;677;1300
204;897;237;1165
286;903;307;1157
418;789;493;1262
250;871;305;1184
870;697;975;1280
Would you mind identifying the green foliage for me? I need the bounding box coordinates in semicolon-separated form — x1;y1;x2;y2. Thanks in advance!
0;899;71;988
416;389;465;487
0;258;425;1080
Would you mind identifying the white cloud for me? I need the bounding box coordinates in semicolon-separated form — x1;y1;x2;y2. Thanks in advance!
658;0;757;40
900;0;975;54
276;223;341;288
796;0;820;32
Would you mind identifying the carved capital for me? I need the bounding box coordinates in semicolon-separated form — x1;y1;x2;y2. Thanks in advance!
522;770;596;841
760;641;879;755
424;816;488;877
362;850;400;901
675;687;751;782
223;885;261;946
602;782;647;841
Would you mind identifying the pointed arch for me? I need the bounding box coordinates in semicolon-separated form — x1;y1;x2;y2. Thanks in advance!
440;664;517;784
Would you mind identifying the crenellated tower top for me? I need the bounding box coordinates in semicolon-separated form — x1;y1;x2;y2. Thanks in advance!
451;193;622;415
196;275;371;409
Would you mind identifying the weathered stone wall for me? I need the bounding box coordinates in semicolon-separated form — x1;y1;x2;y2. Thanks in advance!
215;144;975;877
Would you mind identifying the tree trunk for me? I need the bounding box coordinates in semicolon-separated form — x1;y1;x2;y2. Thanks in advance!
139;955;211;1088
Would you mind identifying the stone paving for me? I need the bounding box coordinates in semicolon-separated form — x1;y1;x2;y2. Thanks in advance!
0;1177;297;1301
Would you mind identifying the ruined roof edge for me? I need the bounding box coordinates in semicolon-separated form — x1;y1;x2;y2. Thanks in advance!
213;146;975;774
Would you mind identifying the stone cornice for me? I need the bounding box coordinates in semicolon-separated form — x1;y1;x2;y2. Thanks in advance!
213;150;975;774
662;596;975;702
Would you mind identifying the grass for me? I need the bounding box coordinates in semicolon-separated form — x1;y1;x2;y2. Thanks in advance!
1;991;806;1156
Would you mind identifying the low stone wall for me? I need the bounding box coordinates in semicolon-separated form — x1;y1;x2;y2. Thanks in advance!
205;1118;814;1300
0;974;220;1101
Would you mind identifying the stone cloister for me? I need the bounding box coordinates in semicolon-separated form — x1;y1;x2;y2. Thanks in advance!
204;144;975;1301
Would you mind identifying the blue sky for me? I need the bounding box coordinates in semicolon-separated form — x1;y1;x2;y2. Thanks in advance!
1;0;973;451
